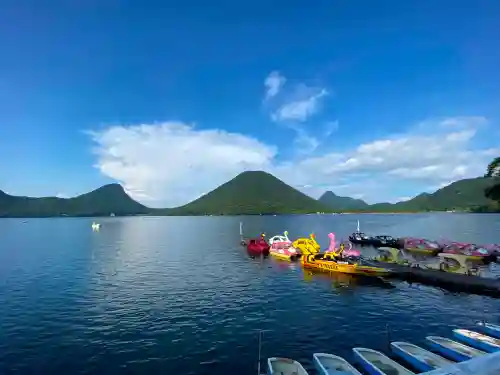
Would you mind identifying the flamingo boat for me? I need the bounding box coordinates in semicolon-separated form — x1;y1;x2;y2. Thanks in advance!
324;233;361;260
268;231;301;261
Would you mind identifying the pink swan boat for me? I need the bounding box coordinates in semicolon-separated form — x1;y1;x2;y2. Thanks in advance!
325;232;361;258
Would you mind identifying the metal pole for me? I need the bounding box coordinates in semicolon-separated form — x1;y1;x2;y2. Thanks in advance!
386;323;391;352
257;330;263;375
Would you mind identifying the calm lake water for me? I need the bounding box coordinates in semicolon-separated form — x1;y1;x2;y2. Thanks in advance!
1;214;500;375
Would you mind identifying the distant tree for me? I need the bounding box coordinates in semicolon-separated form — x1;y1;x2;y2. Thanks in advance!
485;157;500;177
484;157;500;203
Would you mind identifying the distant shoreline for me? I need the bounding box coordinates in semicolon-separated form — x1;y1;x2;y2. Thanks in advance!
2;211;499;219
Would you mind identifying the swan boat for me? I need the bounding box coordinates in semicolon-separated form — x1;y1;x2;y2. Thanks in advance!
268;231;300;261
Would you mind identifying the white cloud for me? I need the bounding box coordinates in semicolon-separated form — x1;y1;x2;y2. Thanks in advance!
89;116;495;206
89;122;276;207
271;88;328;122
56;193;69;199
264;71;286;100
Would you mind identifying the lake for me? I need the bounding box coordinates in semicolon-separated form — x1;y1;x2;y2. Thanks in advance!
1;214;500;375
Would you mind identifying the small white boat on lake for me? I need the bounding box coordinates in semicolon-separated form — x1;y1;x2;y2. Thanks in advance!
313;353;361;375
352;347;415;375
477;322;500;339
426;336;486;362
267;357;309;375
390;341;453;373
453;329;500;353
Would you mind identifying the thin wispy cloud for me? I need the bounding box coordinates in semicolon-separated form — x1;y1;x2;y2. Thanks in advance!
264;71;286;100
271;88;328;122
262;71;331;155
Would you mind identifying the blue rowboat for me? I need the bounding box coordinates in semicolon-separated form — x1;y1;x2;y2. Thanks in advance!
453;329;500;353
390;341;453;372
477;322;500;339
267;357;309;375
352;347;415;375
426;336;486;362
313;353;362;375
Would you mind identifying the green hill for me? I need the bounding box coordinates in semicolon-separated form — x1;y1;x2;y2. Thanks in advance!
0;184;149;217
158;171;331;215
318;191;369;211
358;177;500;212
2;173;500;217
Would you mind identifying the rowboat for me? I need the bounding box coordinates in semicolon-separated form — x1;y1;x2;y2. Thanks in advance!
453;329;500;353
313;353;361;375
477;322;500;339
267;357;309;375
425;336;486;362
390;341;453;372
352;347;415;375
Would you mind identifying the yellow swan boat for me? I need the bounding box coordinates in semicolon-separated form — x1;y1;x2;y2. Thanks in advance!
295;233;391;277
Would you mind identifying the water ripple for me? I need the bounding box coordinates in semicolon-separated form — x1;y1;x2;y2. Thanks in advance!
0;215;499;374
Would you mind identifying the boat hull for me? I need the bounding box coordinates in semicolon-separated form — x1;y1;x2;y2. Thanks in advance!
267;357;309;375
302;256;390;277
390;342;453;373
270;251;300;261
453;329;500;353
405;247;440;255
425;336;486;362
353;347;415;375
477;322;500;339
313;353;361;375
247;245;270;254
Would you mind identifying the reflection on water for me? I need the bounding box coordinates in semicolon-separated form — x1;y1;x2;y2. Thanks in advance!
0;214;499;375
303;269;395;291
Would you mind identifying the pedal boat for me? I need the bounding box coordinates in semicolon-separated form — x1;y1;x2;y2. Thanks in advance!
269;231;301;261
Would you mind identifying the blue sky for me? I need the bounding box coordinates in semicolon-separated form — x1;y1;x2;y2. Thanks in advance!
1;0;499;207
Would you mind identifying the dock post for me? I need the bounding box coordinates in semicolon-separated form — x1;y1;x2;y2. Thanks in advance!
257;330;263;375
385;323;392;352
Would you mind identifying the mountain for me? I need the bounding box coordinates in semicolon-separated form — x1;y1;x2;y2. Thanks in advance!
358;177;500;212
2;173;499;218
318;191;369;211
0;184;149;217
159;171;331;215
